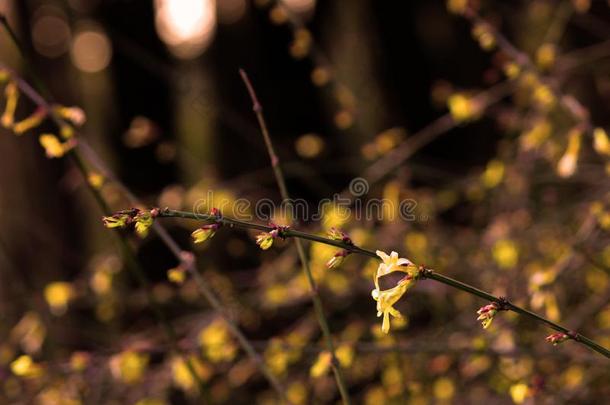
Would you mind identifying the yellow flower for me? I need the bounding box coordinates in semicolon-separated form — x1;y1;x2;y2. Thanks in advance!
557;128;582;178
593;127;610;156
447;93;480;123
110;350;149;384
310;351;332;378
10;355;43;378
44;281;74;316
374;250;416;289
88;172;105;189
256;230;278;250
13;107;47;135
54;105;86;126
1;81;18;128
372;250;418;334
167;267;186;284
372;278;414;334
134;210;154;237
102;212;132;228
39;133;73;158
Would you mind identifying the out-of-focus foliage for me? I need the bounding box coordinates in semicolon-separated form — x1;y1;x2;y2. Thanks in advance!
1;0;610;404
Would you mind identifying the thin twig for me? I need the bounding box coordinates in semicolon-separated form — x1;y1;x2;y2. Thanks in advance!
239;69;352;404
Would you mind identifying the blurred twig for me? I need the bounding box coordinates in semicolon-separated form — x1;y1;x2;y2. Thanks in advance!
239;68;352;404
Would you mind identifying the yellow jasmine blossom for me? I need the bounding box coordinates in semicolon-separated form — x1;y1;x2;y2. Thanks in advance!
1;81;18;128
110;350;149;384
54;105;86;126
375;250;416;289
134;210;155;237
481;160;505;189
102;212;132;228
310;351;332;378
171;355;212;392
39;133;73;158
447;93;480;123
167;266;186;284
88;172;105;189
557;128;582;178
372;250;418;334
256;230;278;250
372;277;414;334
593;127;610;156
10;355;43;378
44;281;74;316
13;107;47;135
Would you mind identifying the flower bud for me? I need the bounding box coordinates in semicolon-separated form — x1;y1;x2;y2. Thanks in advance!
192;224;219;244
256;230;277;250
545;332;570;346
326;250;349;269
476;302;499;329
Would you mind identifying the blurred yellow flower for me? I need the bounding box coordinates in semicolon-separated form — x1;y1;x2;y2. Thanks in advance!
481;160;505;189
44;281;74;316
448;93;480;123
167;267;186;284
557;128;582;178
39;134;69;158
509;383;529;404
492;239;519;269
10;355;43;378
199;320;237;363
593;127;610;156
1;81;18;128
309;351;332;378
110;350;149;384
172;355;212;392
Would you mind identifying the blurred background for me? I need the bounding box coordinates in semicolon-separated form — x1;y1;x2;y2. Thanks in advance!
1;0;610;403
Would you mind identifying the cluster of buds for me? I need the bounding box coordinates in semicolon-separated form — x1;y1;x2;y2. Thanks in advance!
255;224;290;250
1;69;86;158
102;208;159;238
545;332;571;346
476;301;502;329
191;208;222;244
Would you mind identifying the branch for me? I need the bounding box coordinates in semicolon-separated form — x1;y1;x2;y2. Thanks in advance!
239;69;352;404
157;208;610;359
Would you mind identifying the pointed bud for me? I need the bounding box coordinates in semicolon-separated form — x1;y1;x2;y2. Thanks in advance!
545;332;570;346
476;302;500;329
326;250;349;269
192;224;219;244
